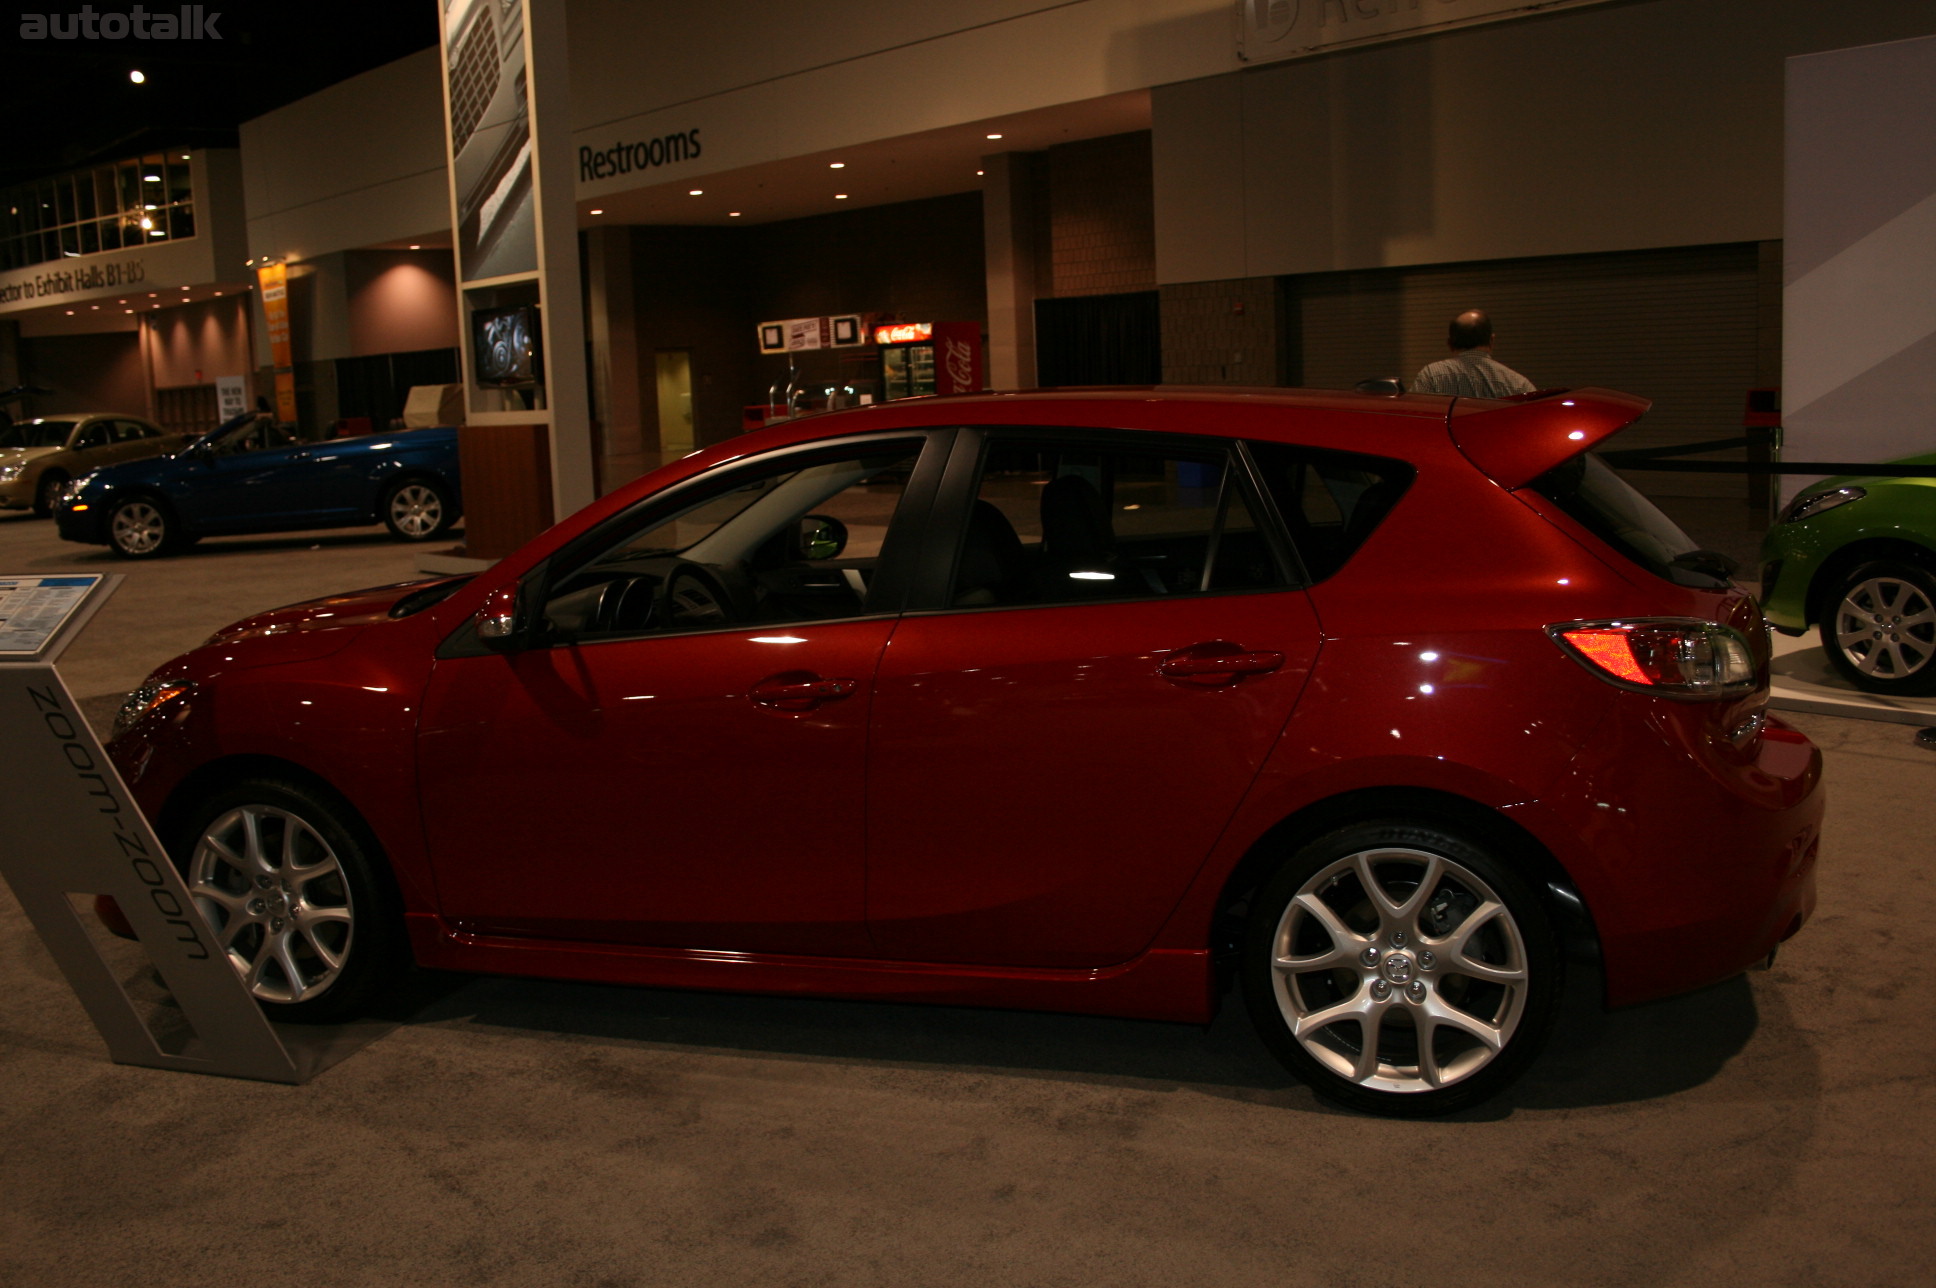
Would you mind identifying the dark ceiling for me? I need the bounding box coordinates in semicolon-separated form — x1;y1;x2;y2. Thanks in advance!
0;4;438;188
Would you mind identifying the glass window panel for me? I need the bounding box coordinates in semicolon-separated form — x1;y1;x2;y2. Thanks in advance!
78;222;100;255
166;157;193;206
1248;442;1414;583
96;217;121;251
543;444;924;637
951;439;1286;608
54;177;75;224
168;203;195;240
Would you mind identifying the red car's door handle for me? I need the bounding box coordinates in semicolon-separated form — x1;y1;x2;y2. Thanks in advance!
748;672;859;711
1158;642;1286;684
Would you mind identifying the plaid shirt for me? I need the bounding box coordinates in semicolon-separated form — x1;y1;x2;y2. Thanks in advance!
1411;350;1535;398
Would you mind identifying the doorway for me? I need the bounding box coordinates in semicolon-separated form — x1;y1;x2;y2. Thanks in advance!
655;349;694;460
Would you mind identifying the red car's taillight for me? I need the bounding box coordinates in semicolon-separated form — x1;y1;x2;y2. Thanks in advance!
1548;619;1757;698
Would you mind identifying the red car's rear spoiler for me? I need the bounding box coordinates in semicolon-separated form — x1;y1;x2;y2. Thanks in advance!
1448;388;1652;489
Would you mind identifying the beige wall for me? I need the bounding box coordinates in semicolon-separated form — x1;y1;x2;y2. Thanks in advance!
345;250;459;357
239;49;450;263
21;332;147;417
568;0;1231;196
1154;0;1936;283
146;296;252;389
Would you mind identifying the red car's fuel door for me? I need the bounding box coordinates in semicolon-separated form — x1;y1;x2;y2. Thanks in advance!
863;430;1321;968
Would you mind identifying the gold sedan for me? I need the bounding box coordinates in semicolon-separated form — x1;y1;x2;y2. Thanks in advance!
0;413;195;517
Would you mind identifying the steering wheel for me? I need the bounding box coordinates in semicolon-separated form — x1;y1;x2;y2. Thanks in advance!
661;562;736;628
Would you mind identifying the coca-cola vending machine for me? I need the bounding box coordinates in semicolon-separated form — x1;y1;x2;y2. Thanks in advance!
874;321;983;400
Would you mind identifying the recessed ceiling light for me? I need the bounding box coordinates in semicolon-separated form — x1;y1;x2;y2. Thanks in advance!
588;209;602;216
829;162;844;169
688;189;703;196
976;169;984;176
408;243;421;249
834;194;848;200
986;132;1002;140
180;285;190;291
728;212;742;217
65;310;74;316
129;70;145;84
213;291;223;296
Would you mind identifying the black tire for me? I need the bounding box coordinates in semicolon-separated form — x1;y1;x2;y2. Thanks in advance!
381;477;455;542
107;495;181;559
32;470;67;518
170;778;404;1024
1242;821;1561;1117
1819;558;1936;695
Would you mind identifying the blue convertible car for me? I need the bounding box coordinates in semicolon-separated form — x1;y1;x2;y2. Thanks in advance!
56;415;463;559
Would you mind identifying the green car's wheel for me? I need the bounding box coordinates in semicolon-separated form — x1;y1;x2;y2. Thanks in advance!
1822;559;1936;695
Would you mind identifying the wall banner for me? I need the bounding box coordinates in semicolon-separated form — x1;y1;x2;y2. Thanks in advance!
255;261;296;425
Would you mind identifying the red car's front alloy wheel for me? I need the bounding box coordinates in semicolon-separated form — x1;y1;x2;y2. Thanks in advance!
1548;618;1757;697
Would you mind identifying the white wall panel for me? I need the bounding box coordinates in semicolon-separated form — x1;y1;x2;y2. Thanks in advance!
1782;33;1936;498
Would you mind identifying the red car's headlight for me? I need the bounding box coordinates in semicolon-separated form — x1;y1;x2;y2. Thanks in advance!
1548;619;1757;698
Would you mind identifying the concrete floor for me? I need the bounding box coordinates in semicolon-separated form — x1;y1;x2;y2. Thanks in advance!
2;507;1934;1287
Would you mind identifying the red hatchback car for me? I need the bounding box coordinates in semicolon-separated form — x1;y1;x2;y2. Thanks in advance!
107;387;1821;1115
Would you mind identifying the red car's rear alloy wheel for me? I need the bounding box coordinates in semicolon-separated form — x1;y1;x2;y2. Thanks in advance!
1244;822;1560;1116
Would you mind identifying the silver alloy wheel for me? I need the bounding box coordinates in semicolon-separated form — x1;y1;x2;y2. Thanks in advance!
110;500;167;555
387;483;444;539
1268;846;1529;1094
185;804;355;1005
1833;574;1936;681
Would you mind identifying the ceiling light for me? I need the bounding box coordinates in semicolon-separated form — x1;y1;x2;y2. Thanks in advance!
408;244;421;249
829;162;845;169
180;285;190;291
688;189;703;196
143;174;161;183
986;133;1002;139
129;70;145;84
728;211;741;217
976;169;984;176
834;194;848;200
588;209;602;216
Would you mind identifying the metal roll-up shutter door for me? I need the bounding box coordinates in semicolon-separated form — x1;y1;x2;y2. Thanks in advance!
1293;244;1762;503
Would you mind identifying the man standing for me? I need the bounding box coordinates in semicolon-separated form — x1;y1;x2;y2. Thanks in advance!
1411;310;1535;397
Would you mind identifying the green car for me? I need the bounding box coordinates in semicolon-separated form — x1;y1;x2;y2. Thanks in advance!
1759;451;1936;695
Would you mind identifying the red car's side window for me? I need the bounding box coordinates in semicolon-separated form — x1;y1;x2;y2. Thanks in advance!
949;439;1287;608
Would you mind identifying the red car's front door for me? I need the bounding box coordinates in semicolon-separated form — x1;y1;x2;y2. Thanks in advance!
417;622;891;956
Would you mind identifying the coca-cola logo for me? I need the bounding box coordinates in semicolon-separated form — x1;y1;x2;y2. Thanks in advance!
942;336;976;393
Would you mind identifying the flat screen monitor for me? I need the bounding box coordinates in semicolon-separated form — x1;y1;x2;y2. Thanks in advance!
474;304;543;387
